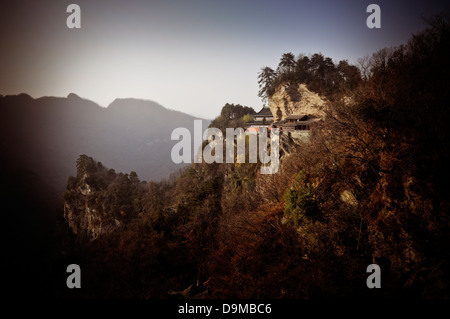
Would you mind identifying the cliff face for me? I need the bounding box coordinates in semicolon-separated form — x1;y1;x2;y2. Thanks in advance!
268;83;327;121
63;173;121;241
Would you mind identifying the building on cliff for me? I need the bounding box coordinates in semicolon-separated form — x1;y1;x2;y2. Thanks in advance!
272;114;320;141
265;83;327;141
245;83;325;139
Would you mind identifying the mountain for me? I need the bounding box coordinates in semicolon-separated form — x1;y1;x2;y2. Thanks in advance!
57;15;450;298
0;92;210;297
0;93;210;204
3;13;450;300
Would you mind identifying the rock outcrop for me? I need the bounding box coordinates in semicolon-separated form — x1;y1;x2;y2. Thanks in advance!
63;174;121;241
268;83;327;121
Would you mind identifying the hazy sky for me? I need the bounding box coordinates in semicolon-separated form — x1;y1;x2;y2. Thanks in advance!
1;0;448;119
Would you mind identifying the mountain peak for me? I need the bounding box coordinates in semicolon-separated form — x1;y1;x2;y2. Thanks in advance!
67;93;81;99
107;97;165;111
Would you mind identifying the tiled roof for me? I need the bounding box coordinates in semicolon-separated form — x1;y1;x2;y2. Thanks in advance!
252;107;273;117
285;114;308;120
282;118;319;127
245;120;274;126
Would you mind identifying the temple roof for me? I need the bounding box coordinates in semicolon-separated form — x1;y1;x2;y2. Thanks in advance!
285;114;308;121
252;107;273;117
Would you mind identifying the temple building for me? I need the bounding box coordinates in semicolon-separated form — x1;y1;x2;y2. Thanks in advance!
245;106;274;132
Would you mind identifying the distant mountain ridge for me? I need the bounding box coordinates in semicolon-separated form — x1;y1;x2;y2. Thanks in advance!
0;93;210;204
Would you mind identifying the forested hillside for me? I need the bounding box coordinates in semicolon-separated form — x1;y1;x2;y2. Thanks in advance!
0;92;209;297
58;14;450;299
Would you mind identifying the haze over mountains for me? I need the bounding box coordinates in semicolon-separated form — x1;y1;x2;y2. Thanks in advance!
0;93;210;296
0;93;210;204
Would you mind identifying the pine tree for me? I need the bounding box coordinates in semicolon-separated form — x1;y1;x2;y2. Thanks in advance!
257;66;277;103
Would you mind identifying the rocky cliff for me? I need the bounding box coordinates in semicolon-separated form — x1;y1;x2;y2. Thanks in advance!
268;83;328;121
63;172;121;242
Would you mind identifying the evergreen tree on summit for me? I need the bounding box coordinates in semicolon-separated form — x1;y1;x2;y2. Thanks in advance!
278;52;296;73
257;66;277;103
